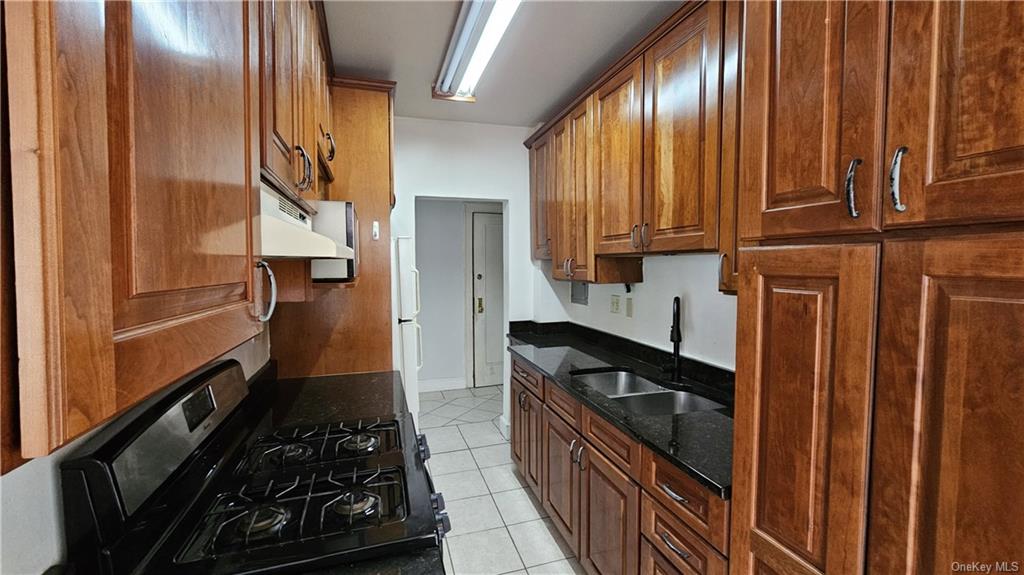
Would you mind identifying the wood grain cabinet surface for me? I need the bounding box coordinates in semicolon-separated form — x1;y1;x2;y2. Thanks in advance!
511;377;543;500
732;244;879;575
641;1;722;254
8;0;263;456
579;442;641;575
529;132;553;260
739;0;888;240
259;0;304;205
542;405;583;556
867;233;1024;574
883;1;1024;229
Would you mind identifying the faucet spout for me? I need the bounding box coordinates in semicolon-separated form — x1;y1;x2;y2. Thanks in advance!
670;296;682;381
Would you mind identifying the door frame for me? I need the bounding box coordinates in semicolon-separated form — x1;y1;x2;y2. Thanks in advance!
463;202;504;388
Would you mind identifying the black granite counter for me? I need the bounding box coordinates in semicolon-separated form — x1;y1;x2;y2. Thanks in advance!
508;330;733;499
254;369;444;575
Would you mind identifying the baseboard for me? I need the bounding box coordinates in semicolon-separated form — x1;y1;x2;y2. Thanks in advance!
419;377;467;392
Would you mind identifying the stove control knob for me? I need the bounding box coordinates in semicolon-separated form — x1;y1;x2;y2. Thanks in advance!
416;434;431;461
431;492;447;512
435;510;451;538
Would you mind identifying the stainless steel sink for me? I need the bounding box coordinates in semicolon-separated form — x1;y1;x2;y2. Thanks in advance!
572;371;663;397
611;391;724;416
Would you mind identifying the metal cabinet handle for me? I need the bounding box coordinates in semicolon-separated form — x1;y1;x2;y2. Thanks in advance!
256;260;277;322
630;224;639;248
844;158;863;219
641;222;650;247
295;145;312;191
574;444;585;469
517;391;526;410
889;145;909;213
568;257;576;278
659;531;692;560
562;258;570;277
325;132;336;161
513;367;527;379
659;482;690;504
718;253;727;287
568;439;577;456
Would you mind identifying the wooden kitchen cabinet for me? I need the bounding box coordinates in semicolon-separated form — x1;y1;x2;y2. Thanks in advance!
8;1;263;456
867;233;1024;574
295;0;320;207
542;406;582;556
579;442;641;575
732;244;879;575
567;98;595;282
259;0;304;204
593;59;644;256
641;1;722;254
511;377;543;499
550;120;572;281
739;0;888;240
883;1;1024;229
716;1;743;293
530;132;553;260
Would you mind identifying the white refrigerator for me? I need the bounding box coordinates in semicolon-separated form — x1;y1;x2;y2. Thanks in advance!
394;236;423;420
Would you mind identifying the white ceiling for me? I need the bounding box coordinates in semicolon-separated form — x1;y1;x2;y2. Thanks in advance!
323;1;681;128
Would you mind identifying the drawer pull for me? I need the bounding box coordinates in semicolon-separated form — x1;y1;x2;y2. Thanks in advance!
568;439;577;455
659;482;690;505
659;531;692;560
514;366;529;379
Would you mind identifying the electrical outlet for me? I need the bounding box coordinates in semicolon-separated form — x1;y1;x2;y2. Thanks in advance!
610;294;621;314
625;297;634;318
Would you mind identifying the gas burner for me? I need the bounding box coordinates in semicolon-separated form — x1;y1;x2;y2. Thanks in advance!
281;443;314;463
237;505;289;539
331;489;378;516
340;433;380;454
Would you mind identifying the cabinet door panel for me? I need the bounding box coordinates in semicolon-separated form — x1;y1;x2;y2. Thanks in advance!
511;378;527;474
259;0;299;196
643;2;721;253
884;1;1024;228
568;99;594;281
107;1;260;410
867;234;1024;574
739;1;886;239
551;121;572;281
594;59;644;255
525;390;544;498
542;406;581;555
580;445;640;575
732;244;878;575
530;135;552;260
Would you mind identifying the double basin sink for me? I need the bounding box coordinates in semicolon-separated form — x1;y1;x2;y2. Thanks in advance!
571;370;723;416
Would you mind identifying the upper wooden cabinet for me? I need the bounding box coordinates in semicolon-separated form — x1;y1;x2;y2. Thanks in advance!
529;132;552;260
733;244;879;575
7;1;263;456
259;0;303;202
567;99;595;282
295;0;320;208
883;1;1024;228
739;0;888;240
642;2;722;253
550;120;572;281
867;233;1024;573
593;58;644;256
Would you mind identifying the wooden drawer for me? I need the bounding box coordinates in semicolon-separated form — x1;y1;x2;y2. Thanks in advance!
544;380;581;430
581;406;642;480
511;356;544;398
640;447;729;555
641;538;682;575
642;493;727;575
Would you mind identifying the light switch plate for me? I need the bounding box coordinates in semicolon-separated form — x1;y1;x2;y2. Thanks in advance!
610;294;621;314
625;297;634;318
372;221;380;240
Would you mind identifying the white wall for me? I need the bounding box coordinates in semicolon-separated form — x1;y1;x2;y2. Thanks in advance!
391;117;533;426
0;331;271;575
533;253;737;370
414;199;469;384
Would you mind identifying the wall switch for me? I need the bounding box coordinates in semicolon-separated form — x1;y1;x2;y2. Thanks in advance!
372;221;380;240
625;297;634;318
610;294;621;314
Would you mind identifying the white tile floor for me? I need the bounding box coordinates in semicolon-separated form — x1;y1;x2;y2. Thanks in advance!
420;386;586;575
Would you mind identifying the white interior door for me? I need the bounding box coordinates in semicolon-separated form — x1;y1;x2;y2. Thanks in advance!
472;212;504;388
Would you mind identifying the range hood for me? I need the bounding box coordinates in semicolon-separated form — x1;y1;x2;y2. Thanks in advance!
258;183;355;259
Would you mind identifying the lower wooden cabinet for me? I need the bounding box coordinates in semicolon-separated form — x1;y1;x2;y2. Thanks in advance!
542;406;582;555
511;377;543;499
579;443;640;575
867;233;1024;573
640;538;683;575
732;244;879;575
641;494;727;575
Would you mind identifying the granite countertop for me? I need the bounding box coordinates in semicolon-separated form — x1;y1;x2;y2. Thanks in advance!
507;334;733;499
255;370;444;575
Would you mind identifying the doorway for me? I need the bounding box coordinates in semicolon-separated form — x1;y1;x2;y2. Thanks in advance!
470;211;504;388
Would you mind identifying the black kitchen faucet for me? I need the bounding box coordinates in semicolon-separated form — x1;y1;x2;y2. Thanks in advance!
670;296;682;381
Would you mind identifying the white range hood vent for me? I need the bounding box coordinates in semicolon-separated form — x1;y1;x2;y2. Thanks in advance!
258;183;354;259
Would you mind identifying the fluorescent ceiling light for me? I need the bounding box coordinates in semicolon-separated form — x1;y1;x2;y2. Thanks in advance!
434;0;522;102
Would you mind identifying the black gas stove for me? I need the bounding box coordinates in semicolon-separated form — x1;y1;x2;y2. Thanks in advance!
61;361;449;575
